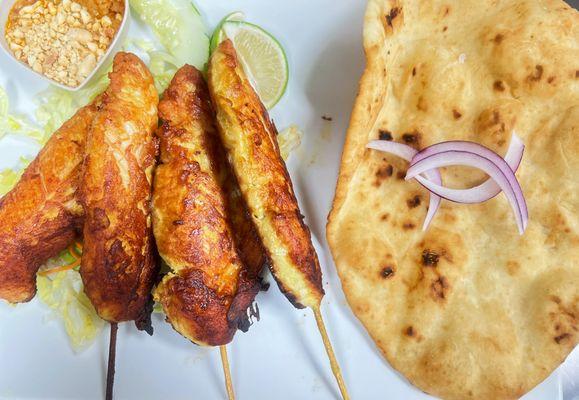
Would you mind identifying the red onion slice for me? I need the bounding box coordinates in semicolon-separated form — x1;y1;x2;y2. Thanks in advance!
367;140;417;160
413;134;524;202
406;150;528;234
411;134;524;167
367;140;441;230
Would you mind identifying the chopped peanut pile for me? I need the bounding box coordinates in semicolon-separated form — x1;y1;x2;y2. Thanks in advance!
5;0;124;87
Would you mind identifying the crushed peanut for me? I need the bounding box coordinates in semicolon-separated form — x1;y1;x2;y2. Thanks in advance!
5;0;124;87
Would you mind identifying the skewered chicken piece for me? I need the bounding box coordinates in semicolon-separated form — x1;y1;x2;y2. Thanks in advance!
80;52;159;325
152;65;265;347
0;99;99;303
208;40;349;399
208;40;323;310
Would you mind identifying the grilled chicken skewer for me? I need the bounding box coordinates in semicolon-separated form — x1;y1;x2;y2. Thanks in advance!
80;52;159;400
208;40;349;399
0;99;99;303
152;65;266;399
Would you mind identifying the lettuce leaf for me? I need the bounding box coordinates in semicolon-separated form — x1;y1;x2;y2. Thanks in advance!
278;124;304;160
37;268;104;352
0;156;30;196
0;86;44;143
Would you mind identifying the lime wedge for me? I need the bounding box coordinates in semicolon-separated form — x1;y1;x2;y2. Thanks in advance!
210;11;245;54
221;21;289;109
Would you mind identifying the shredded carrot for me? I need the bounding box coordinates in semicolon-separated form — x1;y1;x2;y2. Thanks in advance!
68;241;83;258
38;258;81;276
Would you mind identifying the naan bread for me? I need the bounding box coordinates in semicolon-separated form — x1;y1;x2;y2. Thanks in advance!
327;1;579;399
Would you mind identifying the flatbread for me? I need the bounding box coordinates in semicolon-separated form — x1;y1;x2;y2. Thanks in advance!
326;1;579;399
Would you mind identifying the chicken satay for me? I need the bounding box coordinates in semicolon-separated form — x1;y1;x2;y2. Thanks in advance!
208;40;349;399
223;169;268;332
208;40;323;310
0;100;99;303
152;65;264;346
80;52;158;324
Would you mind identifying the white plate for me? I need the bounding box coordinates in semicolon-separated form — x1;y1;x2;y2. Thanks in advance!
0;1;576;399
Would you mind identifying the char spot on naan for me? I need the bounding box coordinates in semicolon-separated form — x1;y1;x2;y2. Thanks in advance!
375;165;394;180
442;5;451;17
473;100;522;155
406;195;421;209
549;295;578;345
401;131;422;148
431;276;450;301
527;65;544;83
383;4;403;35
493;80;506;91
378;129;393;140
422;249;440;267
381;266;395;279
373;166;392;186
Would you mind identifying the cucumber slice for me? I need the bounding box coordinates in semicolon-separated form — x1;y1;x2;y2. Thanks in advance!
130;0;209;69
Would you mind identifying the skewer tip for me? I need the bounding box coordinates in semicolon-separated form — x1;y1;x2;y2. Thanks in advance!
220;345;235;400
106;322;118;400
313;306;350;400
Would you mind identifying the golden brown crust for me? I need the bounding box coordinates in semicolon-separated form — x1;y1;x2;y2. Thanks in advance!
0;101;97;303
152;65;264;346
80;52;158;323
222;170;267;331
208;40;323;309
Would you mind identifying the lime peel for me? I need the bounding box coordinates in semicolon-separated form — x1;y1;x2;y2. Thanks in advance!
217;20;289;109
210;11;245;54
222;21;289;109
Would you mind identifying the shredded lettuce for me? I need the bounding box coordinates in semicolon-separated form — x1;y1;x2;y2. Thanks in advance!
278;124;304;160
131;39;180;92
37;268;104;351
35;68;111;143
0;168;24;196
37;245;104;352
0;156;30;196
0;86;44;143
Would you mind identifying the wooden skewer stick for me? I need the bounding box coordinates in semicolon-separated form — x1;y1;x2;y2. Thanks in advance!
313;307;350;400
106;322;118;400
220;345;235;400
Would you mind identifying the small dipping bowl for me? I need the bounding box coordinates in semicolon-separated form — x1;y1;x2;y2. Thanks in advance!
0;0;130;91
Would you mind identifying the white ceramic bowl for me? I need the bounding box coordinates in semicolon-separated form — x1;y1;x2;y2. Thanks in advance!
0;0;130;91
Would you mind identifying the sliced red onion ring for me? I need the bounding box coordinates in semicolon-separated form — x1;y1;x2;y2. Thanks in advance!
413;134;524;202
367;140;442;230
406;150;528;234
411;135;524;167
